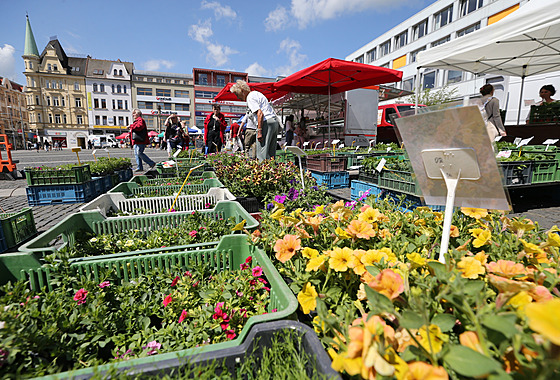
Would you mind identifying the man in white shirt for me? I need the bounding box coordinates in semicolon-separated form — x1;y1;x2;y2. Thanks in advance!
230;80;279;161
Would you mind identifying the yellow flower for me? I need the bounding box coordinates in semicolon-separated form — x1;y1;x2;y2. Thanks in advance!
272;200;285;210
335;226;352;239
525;298;560;345
473;252;488;265
349;250;367;275
328;247;354;272
357;283;367;301
546;230;560;247
461;207;488;219
361;249;389;267
519;239;549;263
313;315;326;334
358;207;383;223
270;208;284;220
302;247;319;259
510;218;535;237
378;228;393;240
418;324;448;354
231;219;246;231
304;215;324;234
507;291;533;308
449;225;460;237
407;252;427;269
380;247;398;263
297;282;318;314
457;256;485;279
469;228;491;248
306;255;327;272
346;219;376;240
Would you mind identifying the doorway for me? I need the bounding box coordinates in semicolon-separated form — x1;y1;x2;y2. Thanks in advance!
77;137;86;149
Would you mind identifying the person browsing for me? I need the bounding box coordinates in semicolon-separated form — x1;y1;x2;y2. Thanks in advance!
204;104;227;154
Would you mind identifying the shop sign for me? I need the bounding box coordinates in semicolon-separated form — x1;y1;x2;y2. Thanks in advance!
44;130;67;136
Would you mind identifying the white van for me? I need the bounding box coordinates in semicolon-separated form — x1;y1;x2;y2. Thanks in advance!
88;135;119;148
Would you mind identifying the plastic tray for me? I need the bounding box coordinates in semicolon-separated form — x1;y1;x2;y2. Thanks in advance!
109;178;224;197
26;181;98;206
531;159;558;184
0;208;37;250
44;321;339;379
499;161;533;186
236;196;266;213
17;201;258;261
305;154;348;172
310;170;349;189
25;165;92;186
80;187;236;216
129;172;217;186
350;180;383;201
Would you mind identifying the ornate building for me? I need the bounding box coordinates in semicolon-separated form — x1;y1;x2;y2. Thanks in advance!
0;77;29;149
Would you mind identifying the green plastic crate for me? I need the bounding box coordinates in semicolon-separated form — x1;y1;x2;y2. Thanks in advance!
25;165;92;186
532;159;558;184
17;235;298;379
130;172;217;186
155;160;212;175
109;178;224;197
0;208;37;249
377;169;420;196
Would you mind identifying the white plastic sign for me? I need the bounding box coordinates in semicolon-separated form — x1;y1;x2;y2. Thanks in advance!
376;158;386;173
386;147;392;152
543;139;558;145
517;137;534;147
173;149;182;157
421;148;481;180
339;144;345;148
332;139;340;145
494;136;502;142
303;142;310;147
496;150;512;158
513;137;522;146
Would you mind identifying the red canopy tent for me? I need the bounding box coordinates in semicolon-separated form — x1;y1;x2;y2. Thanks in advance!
273;58;403;140
148;131;159;137
214;82;288;102
115;132;129;140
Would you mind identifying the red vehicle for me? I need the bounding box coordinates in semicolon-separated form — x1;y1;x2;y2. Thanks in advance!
377;104;426;143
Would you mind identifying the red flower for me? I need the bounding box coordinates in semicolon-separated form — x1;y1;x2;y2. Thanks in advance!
225;329;236;340
178;309;188;323
245;256;252;264
192;280;199;287
171;276;180;287
163;294;173;307
73;288;88;305
240;263;249;270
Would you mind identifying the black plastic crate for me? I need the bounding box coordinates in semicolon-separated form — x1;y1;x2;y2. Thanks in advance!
236;196;266;213
499;161;533;186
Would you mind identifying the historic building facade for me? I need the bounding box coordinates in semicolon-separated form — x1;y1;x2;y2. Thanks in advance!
0;77;29;150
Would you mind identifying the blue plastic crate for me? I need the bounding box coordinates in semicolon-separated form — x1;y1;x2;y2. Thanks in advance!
101;175;113;192
351;180;383;201
310;170;349;189
119;168;133;182
26;181;97;206
92;177;104;196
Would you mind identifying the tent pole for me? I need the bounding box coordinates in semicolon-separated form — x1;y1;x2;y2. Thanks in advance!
415;67;421;114
328;71;331;145
517;65;527;125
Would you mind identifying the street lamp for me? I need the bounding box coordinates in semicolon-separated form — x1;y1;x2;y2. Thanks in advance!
6;106;16;151
157;104;162;133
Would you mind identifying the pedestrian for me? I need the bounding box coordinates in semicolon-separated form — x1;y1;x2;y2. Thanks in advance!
230;80;280;161
239;114;257;159
204;104;227;154
44;140;50;152
129;109;156;172
295;119;308;148
164;113;186;157
230;121;243;152
285;115;294;146
87;140;93;150
536;84;557;105
480;84;506;139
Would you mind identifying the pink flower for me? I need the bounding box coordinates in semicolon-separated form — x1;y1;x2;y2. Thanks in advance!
192;280;199;287
185;271;192;277
240;263;249;270
168;208;176;212
189;230;197;237
263;287;271;292
235;290;243;297
143;340;161;355
171;276;180;286
99;281;110;288
163;294;173;307
225;329;236;340
257;278;267;284
252;266;263;277
271;308;277;312
178;309;188;323
73;289;88;305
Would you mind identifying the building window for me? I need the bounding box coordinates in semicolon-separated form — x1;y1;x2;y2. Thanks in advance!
113;116;117;125
117;85;122;93
394;31;408;49
49;114;53;123
119;69;123;76
166;79;172;83
75;97;82;107
217;75;226;87
137;87;152;96
432;35;450;47
45;80;50;89
95;115;100;125
411;46;426;63
94;99;99;108
126;116;129;125
156;89;171;97
125;100;128;109
156;78;162;83
117;100;123;110
37;113;42;123
147;78;153;82
112;99;116;109
136;77;144;81
53;64;58;71
423;71;437;89
183;80;189;85
47;64;52;71
413;19;428;41
93;83;98;92
434;5;453;31
175;80;181;84
63;114;67;124
175;103;190;111
77;115;83;124
99;84;104;92
457;22;480;37
447;70;463;84
123;85;127;93
137;101;154;109
460;0;483;17
102;116;107;125
101;99;107;109
402;77;414;92
61;97;66;107
195;91;219;98
112;84;115;93
74;82;79;91
162;103;172;110
35;95;40;105
198;73;208;85
29;62;33;70
59;81;63;89
118;116;124;126
379;40;391;57
355;55;364;63
93;69;103;75
55;114;61;123
366;48;376;63
53;97;60;106
175;90;189;98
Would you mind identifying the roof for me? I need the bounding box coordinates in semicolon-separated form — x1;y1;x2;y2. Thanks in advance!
85;58;134;77
40;39;68;69
0;77;24;92
67;57;87;76
134;70;193;79
23;16;39;57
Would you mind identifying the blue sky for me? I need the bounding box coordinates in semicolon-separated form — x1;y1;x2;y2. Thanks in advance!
1;0;432;85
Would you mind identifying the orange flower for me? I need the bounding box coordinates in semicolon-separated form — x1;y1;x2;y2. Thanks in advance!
449;225;460;237
486;260;526;278
304;215;324;234
403;362;448;380
368;269;404;300
273;234;301;263
378;228;393;240
349;249;367;275
346;219;376;240
529;285;553;303
459;331;484;354
461;207;488;219
488;274;535;294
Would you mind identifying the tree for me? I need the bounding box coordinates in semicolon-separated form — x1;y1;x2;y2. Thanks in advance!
404;85;459;106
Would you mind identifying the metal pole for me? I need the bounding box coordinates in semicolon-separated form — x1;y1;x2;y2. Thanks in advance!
7;106;16;150
19;106;25;149
328;71;331;144
517;67;527;125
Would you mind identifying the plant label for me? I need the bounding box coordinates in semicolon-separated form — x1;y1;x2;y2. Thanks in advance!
368;147;373;153
543;139;558;145
421;148;481;180
494;136;502;142
387;147;392;152
496;150;512;158
332;139;340;146
376;158;386;173
303;142;309;147
517;137;534;147
514;138;522;146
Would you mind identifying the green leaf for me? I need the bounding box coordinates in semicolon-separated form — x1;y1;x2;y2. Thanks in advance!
463;280;485;297
444;345;501;377
482;314;519;339
364;285;394;313
141;316;151;329
488;370;514;380
365;265;380;277
427;261;448;281
432;313;456;332
400;310;424;330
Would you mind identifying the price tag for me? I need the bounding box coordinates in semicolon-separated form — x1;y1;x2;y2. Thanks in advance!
513;137;522;146
517;137;534;147
386;147;392;152
303;142;309;147
496;150;512;158
332;139;340;145
543;139;558;145
376;158;386;173
494;136;502;142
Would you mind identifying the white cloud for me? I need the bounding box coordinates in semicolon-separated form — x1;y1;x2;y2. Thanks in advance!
143;59;175;71
265;6;290;32
201;1;237;20
188;20;213;43
0;44;17;81
276;38;307;76
245;62;269;77
206;43;237;67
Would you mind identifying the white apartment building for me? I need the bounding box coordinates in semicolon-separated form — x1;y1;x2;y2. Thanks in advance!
346;0;558;124
85;58;134;135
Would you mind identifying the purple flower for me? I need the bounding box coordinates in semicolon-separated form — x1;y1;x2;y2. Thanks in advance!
266;203;274;211
274;195;287;204
357;189;371;202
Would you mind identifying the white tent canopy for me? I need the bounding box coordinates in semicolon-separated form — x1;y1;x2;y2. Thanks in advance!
416;0;560;122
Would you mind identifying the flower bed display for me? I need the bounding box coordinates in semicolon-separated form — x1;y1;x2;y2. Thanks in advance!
0;235;298;378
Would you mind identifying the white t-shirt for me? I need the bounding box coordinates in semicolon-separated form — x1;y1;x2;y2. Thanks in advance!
246;91;276;120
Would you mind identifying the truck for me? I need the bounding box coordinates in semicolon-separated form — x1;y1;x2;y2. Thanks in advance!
88;135;119;148
376;104;427;143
